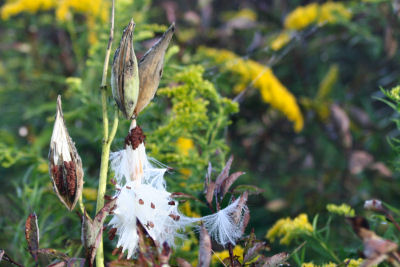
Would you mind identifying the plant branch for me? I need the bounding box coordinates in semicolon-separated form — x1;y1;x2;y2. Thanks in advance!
95;0;115;266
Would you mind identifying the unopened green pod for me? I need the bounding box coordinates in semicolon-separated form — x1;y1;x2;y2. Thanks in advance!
111;19;140;119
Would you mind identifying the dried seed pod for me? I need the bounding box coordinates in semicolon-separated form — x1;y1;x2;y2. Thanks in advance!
48;95;84;211
135;23;175;115
111;19;140;119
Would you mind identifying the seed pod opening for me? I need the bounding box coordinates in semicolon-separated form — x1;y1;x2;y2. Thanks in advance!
48;95;84;211
111;19;140;119
135;23;175;116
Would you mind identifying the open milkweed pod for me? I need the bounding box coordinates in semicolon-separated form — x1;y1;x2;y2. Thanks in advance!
135;23;175;115
49;96;84;211
110;120;167;189
111;19;140;119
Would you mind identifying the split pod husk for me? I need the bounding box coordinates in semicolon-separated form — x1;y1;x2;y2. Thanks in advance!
48;95;84;211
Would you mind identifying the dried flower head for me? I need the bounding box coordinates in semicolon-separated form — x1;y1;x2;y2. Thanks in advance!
48;95;84;211
111;19;140;119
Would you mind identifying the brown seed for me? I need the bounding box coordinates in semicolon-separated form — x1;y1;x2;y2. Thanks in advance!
126;186;131;189
169;213;180;221
148;221;154;228
168;201;175;205
139;199;144;205
151;202;155;209
108;228;117;240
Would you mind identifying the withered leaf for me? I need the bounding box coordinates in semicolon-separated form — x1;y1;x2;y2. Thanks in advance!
243;241;266;263
198;226;211;267
0;249;24;267
330;104;352;148
220;171;245;199
37;248;69;261
349;150;373;175
261;252;289;267
176;257;193;267
49;95;84;211
82;198;116;266
135;23;175;115
25;212;39;262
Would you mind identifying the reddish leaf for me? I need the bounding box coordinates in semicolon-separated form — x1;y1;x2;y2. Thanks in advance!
198;226;211;267
25;212;39;262
37;248;69;261
81;197;116;267
0;250;24;267
215;155;234;189
176;258;193;267
261;252;289;267
220;171;245;199
243;241;266;263
349;150;373;175
205;181;216;206
47;262;66;267
159;242;171;264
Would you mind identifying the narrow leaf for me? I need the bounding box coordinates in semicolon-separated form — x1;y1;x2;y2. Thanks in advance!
198;226;211;267
25;212;39;262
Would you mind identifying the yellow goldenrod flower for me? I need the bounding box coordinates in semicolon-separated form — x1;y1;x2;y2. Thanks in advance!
283;2;351;31
318;2;352;25
284;3;319;30
345;258;364;267
176;137;195;156
179;201;201;218
271;31;291;51
1;0;109;44
326;203;355;217
301;259;363;267
390;86;400;101
212;245;244;264
199;47;304;132
266;213;313;245
222;8;257;22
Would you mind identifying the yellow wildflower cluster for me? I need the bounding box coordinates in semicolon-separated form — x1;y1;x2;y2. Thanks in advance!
176;137;195;156
271;2;351;51
302;258;364;267
199;47;304;132
390;86;400;102
285;2;351;30
212;245;244;264
266;213;313;245
1;0;109;44
326;203;355;217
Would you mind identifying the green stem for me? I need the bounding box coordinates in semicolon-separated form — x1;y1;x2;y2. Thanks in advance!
95;1;115;266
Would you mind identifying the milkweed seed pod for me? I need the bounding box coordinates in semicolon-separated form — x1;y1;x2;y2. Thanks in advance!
48;95;84;211
135;23;175;116
111;19;140;119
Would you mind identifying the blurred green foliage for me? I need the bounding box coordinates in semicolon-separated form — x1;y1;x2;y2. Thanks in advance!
2;0;400;266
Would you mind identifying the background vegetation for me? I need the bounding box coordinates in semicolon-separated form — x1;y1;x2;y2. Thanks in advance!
1;0;400;266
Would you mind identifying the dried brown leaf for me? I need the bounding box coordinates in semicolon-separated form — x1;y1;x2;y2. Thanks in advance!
243;241;266;263
198;226;211;267
25;212;39;262
37;248;69;261
176;258;193;267
349;150;373;175
261;252;289;267
220;171;245;199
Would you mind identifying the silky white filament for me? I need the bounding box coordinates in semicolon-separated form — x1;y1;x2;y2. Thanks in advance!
201;198;248;246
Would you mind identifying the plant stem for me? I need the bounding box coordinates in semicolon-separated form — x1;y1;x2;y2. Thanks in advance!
95;1;115;266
